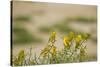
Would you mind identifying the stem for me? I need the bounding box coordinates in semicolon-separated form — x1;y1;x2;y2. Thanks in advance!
28;47;32;63
34;53;38;64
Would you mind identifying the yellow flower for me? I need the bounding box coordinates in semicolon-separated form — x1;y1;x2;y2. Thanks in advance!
18;50;25;60
83;33;90;40
63;36;70;48
40;45;51;57
17;50;25;65
75;35;82;44
48;32;56;43
51;46;56;56
74;35;82;48
68;31;74;41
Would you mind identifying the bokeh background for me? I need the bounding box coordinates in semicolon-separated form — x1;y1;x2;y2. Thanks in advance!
12;1;97;61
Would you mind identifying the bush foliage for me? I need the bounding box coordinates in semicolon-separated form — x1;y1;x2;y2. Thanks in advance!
12;31;90;66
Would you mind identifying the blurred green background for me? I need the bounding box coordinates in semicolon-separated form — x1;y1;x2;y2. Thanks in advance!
12;1;97;61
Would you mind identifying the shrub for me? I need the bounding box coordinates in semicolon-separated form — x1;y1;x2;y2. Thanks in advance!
12;31;90;66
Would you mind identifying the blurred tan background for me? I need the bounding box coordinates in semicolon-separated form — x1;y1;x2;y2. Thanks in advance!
12;1;97;61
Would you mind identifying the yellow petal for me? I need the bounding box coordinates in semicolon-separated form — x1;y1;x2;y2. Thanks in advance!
75;35;82;44
69;31;74;41
63;37;70;48
49;32;56;43
51;46;56;56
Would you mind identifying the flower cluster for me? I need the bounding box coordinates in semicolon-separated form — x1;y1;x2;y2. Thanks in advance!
12;31;90;66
